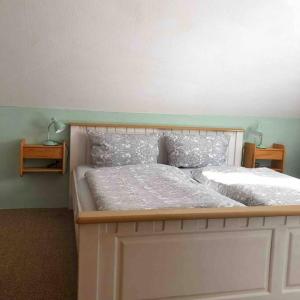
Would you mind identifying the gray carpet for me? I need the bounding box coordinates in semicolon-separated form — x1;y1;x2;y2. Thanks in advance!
0;208;77;300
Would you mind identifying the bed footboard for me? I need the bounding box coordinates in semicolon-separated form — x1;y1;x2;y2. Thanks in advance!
77;216;300;300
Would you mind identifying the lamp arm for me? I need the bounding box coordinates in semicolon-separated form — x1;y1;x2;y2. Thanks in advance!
259;133;263;147
47;120;55;141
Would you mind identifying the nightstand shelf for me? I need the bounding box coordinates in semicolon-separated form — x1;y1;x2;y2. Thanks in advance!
19;139;67;176
243;142;285;173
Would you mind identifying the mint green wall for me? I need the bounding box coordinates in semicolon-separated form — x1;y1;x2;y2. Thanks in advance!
1;106;300;209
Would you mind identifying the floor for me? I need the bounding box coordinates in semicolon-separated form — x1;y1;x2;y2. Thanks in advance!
0;208;77;300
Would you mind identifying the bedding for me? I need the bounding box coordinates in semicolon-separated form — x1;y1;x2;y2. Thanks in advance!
164;133;229;168
85;164;244;211
88;130;159;167
74;165;201;211
74;165;196;211
192;166;300;206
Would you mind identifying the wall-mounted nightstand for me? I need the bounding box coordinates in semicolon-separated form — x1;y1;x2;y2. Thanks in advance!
243;142;285;173
19;139;67;176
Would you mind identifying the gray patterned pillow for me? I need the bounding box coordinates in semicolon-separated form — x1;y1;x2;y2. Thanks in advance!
164;133;230;168
88;131;159;167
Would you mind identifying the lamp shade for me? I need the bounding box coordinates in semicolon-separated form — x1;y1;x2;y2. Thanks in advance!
53;119;66;133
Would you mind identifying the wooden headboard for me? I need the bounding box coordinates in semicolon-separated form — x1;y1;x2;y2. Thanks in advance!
69;122;244;173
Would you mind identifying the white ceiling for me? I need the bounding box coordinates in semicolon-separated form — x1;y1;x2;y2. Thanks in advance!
1;0;300;116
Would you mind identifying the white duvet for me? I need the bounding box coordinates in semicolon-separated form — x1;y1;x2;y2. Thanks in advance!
85;164;244;211
192;166;300;206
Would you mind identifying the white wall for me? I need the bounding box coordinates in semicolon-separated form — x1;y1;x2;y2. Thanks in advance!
1;0;300;117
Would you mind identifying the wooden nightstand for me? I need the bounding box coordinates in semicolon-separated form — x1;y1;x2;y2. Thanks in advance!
243;142;285;173
19;139;67;176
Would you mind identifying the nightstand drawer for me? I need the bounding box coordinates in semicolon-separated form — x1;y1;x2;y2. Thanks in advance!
23;146;63;159
255;149;284;160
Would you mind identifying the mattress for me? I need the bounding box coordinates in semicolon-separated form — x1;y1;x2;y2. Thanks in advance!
85;164;244;211
192;166;300;206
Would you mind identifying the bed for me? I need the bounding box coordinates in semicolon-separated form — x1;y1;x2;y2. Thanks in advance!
70;123;300;300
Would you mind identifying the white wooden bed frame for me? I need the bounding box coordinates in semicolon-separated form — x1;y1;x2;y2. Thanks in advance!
70;123;300;300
